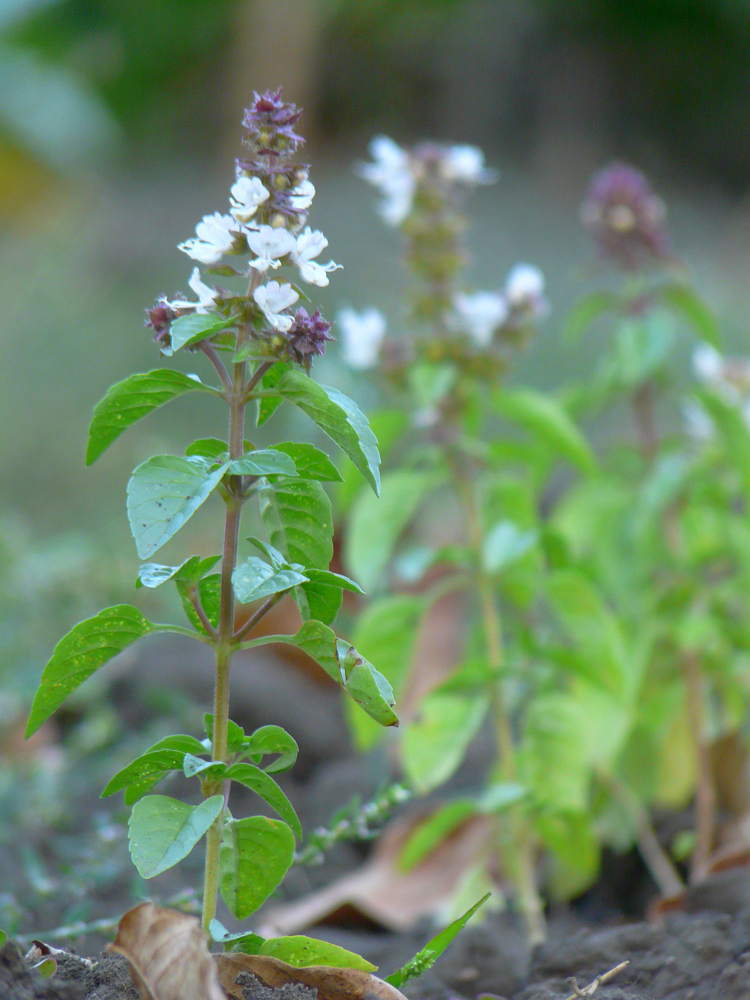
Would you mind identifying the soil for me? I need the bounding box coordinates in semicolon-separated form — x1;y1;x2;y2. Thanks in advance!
4;637;750;999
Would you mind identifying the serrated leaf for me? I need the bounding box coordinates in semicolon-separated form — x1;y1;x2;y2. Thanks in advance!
563;290;617;342
224;763;302;839
271;442;343;482
219;816;295;919
243;725;299;773
259;937;376;971
128;794;223;878
492;388;595;475
385;894;490;988
402;691;489;793
346;595;423;750
127;455;228;559
86;370;213;465
258;477;333;571
346;470;438;592
27;605;158;737
274;371;380;494
229;450;298;477
166;312;235;353
232;557;308;604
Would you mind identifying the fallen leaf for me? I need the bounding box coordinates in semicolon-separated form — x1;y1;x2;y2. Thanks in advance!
259;811;496;935
109;902;225;1000
215;953;408;1000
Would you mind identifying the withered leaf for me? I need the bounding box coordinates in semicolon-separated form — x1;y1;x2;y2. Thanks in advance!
109;902;225;1000
215;953;409;1000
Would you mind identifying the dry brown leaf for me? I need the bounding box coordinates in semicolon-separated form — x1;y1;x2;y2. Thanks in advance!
215;952;409;1000
259;811;496;935
109;902;225;1000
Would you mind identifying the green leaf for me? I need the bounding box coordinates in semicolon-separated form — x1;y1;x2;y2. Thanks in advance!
129;794;223;878
204;714;247;755
535;810;600;901
232;557;308;604
209;921;265;951
258;477;333;572
346;594;424;750
259;937;376;971
492;388;596;475
256;363;291;426
337;640;399;728
482;521;538;574
658;284;721;347
219;816;295;919
520;693;590;812
548;569;629;698
229;450;298;477
27;605;158;737
224;763;302;839
86;370;214;465
613;310;676;385
185;437;228;461
271;442;343;482
102;748;199;802
403;691;489;793
697;389;750;497
563;291;617;342
165;312;235;353
136;554;220;590
243;725;299;773
385;894;490;988
345;470;438;591
295;569;364;626
127;455;228;559
177;573;221;635
274;371;381;494
398;799;478;872
183;754;226;779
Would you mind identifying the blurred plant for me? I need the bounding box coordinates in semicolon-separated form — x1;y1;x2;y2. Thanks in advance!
550;161;749;893
338;135;596;944
23;91;404;964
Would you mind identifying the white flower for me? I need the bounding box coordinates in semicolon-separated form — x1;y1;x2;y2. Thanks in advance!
682;399;714;441
168;267;218;314
289;179;316;211
337;307;387;369
254;281;299;332
505;264;545;307
246;225;297;272
443;145;496;185
357;135;416;226
178;212;238;265
292;228;341;287
453;291;508;347
692;343;724;386
230;175;269;223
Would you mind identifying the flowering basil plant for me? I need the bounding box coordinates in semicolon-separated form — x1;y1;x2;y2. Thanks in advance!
25;92;398;944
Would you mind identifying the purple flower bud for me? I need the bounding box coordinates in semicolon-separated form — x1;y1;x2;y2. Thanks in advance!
285;307;334;372
242;89;304;156
145;296;177;347
581;162;670;271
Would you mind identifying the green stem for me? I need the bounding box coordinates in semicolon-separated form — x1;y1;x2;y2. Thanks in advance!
452;450;546;945
201;354;247;933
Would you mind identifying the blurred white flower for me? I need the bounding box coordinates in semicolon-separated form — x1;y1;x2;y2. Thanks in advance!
230;175;269;223
682;399;714;441
337;307;387;369
247;225;297;272
692;343;724;387
289;179;316;211
357;136;416;226
505;264;545;307
443;145;496;185
453;291;508;347
254;281;299;332
292;228;341;287
178;212;238;265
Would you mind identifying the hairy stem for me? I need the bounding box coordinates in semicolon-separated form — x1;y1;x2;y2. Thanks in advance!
202;355;247;933
451;450;546;945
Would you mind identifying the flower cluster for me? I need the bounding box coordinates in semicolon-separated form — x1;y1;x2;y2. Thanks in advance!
146;91;339;368
581;162;671;271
